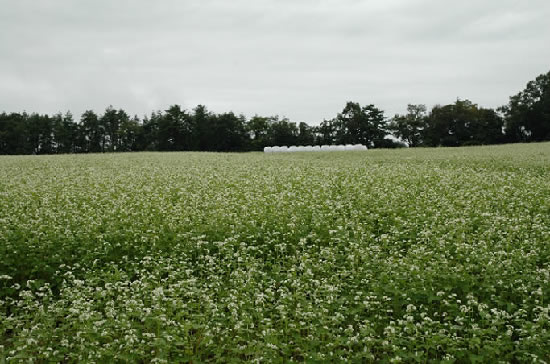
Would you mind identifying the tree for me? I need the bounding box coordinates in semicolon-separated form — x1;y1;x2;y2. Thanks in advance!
336;102;387;147
52;112;77;153
37;114;54;154
0;112;30;154
141;112;161;151
389;104;426;147
297;122;315;145
80;110;101;153
269;117;299;146
317;119;337;145
194;105;214;151
501;70;550;142
210;112;248;151
27;113;54;154
470;108;505;145
157;105;186;151
99;106;129;152
119;115;143;152
247;115;272;150
423;99;504;147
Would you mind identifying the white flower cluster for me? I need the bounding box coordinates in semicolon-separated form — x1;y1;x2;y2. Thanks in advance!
1;143;550;362
264;144;367;153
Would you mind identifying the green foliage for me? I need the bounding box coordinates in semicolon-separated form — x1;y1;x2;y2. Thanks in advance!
422;99;505;147
322;101;388;148
2;71;550;155
502;70;550;143
80;110;102;153
1;143;550;362
269;117;299;147
297;122;315;146
247;115;273;150
389;104;426;147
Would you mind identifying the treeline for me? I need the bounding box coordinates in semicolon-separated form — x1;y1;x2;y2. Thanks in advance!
0;70;548;154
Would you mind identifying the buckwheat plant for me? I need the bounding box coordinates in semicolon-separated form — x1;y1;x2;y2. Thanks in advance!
1;143;549;362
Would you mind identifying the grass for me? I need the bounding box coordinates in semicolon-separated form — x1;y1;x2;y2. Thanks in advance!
1;143;550;362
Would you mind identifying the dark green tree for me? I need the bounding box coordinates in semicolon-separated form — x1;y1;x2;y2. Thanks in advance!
423;100;504;147
119;115;143;152
389;104;427;147
501;70;550;142
141;112;161;151
194;105;214;151
269;117;299;146
26;113;49;154
52;112;77;153
158;106;181;151
317;119;337;145
80;110;102;153
335;102;387;147
470;108;505;145
100;107;129;152
247;115;272;150
297;122;315;145
0;113;29;154
211;112;248;151
166;105;186;151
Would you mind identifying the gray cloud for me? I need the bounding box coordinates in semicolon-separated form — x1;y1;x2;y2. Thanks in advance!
1;0;549;123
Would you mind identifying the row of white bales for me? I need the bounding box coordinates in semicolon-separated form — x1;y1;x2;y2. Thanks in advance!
264;144;368;153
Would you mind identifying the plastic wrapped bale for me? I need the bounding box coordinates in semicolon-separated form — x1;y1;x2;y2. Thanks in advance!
320;145;331;151
303;145;313;152
344;144;354;151
271;146;281;153
353;144;368;151
279;146;289;152
327;145;338;151
264;146;273;153
336;145;346;151
288;146;298;152
312;145;321;151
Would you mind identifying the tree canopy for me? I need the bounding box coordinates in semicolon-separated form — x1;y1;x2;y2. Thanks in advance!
1;70;549;154
501;71;550;143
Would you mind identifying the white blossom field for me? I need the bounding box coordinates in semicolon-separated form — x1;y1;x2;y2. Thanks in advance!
1;143;550;362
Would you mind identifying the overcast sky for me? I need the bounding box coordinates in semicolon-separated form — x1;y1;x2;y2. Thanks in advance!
1;0;549;124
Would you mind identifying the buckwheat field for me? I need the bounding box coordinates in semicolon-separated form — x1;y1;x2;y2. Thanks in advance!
1;143;550;363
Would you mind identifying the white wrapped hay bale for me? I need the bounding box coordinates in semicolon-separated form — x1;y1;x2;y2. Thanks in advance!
264;144;367;153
